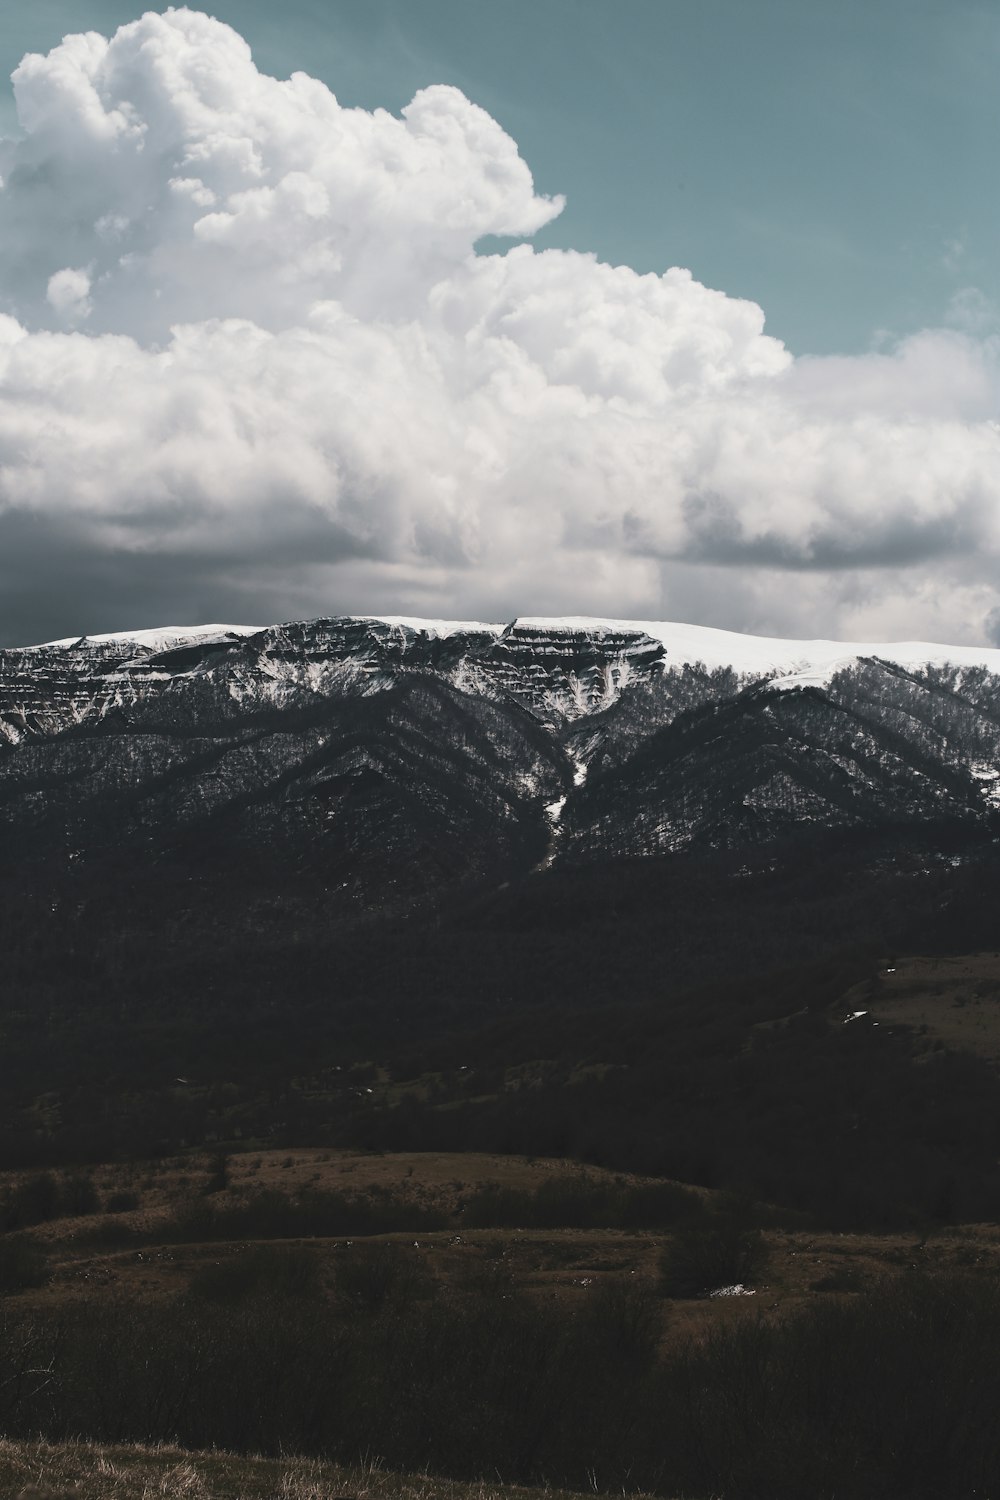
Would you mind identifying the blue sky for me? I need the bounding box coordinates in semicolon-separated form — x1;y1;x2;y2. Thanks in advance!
1;0;996;356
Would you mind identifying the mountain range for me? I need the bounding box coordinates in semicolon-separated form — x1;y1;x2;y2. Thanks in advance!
6;613;1000;1207
2;614;1000;903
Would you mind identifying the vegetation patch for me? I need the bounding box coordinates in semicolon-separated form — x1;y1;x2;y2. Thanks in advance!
0;1439;625;1500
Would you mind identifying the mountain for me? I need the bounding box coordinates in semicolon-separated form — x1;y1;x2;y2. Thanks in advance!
3;614;1000;902
7;614;1000;1213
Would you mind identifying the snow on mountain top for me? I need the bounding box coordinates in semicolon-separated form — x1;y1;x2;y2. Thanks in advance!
27;624;264;652
352;616;505;639
14;613;1000;683
511;617;1000;681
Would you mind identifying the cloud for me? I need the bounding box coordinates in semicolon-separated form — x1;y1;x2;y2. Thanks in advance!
0;6;997;645
947;287;1000;337
46;266;93;322
1;8;562;338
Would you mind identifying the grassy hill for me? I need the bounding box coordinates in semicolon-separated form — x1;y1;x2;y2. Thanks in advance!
5;1147;1000;1331
2;1438;640;1500
2;1149;1000;1498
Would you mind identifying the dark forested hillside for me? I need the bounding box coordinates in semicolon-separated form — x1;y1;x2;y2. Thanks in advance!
2;620;1000;896
3;616;1000;1227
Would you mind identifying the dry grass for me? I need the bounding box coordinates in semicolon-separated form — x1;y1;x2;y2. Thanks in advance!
0;1439;657;1500
6;1140;1000;1337
7;1149;665;1249
837;952;1000;1064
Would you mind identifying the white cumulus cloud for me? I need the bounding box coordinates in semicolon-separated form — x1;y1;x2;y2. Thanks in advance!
46;266;93;322
0;6;996;646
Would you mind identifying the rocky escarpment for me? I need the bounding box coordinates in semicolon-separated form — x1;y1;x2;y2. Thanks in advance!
0;616;670;745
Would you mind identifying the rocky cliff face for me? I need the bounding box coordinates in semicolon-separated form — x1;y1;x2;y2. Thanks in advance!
0;616;672;743
2;615;1000;903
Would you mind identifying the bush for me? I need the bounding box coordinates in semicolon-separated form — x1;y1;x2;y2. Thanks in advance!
659;1203;769;1298
203;1152;229;1195
1;1267;1000;1495
579;1275;663;1369
1;1174;60;1231
58;1175;99;1218
617;1179;705;1228
0;1236;49;1294
461;1173;702;1230
104;1190;140;1214
72;1217;138;1250
336;1242;432;1311
1;1172;99;1230
188;1244;322;1305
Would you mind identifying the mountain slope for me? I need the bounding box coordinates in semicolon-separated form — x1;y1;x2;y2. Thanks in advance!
2;614;1000;900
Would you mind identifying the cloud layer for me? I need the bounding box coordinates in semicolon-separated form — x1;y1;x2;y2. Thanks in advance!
0;6;997;645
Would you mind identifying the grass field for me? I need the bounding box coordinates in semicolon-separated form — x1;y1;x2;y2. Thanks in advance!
5;1146;1000;1336
837;952;1000;1062
4;1143;1000;1498
1;1438;653;1500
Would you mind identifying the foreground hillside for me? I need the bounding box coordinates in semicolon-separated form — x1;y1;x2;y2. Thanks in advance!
12;1147;1000;1326
2;1438;622;1500
1;1148;999;1499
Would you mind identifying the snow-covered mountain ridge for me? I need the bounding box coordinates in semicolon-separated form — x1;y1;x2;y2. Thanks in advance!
10;613;1000;739
5;612;1000;896
25;613;1000;681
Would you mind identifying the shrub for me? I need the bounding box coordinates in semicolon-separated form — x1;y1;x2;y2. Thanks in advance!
461;1173;702;1230
188;1244;321;1305
1;1266;1000;1496
104;1190;140;1214
1;1174;59;1231
72;1216;138;1251
336;1242;432;1311
58;1175;99;1218
203;1152;229;1195
617;1179;705;1228
0;1236;49;1294
1;1172;99;1229
659;1203;769;1298
579;1275;663;1369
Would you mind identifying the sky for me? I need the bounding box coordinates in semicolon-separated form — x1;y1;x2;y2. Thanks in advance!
0;1;996;645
